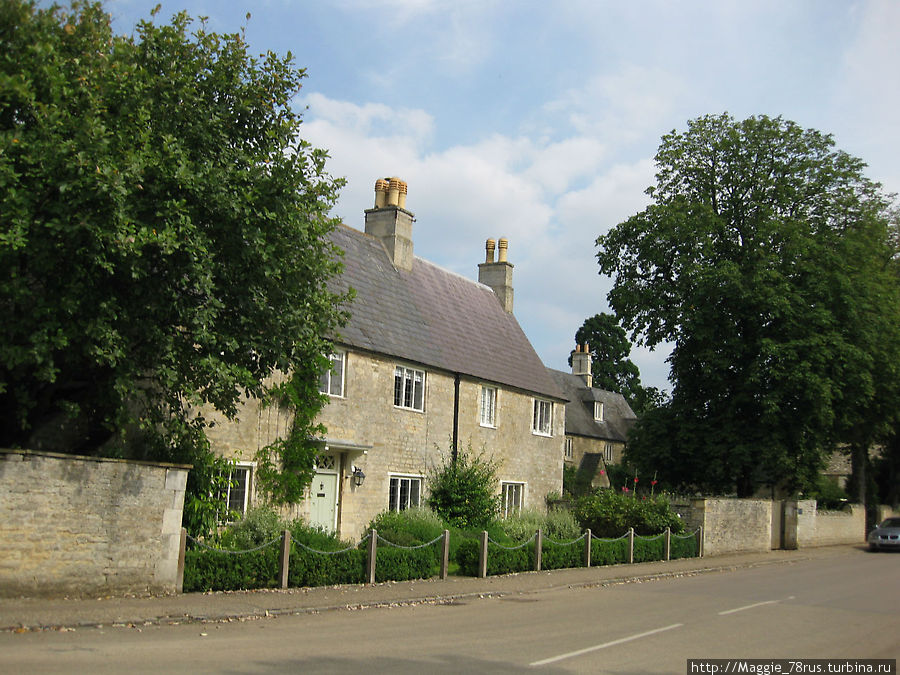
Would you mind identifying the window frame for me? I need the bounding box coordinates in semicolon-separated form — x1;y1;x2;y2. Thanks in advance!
501;481;525;517
393;365;425;412
605;443;613;463
532;398;553;436
594;401;604;422
388;474;423;512
480;385;498;428
565;436;573;460
223;462;254;520
319;351;346;397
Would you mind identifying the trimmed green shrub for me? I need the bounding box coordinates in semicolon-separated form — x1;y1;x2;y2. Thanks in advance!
427;447;500;528
455;536;534;576
289;547;366;587
590;536;630;566
183;546;279;592
374;545;435;582
541;537;586;570
574;490;685;537
670;532;699;559
633;534;665;562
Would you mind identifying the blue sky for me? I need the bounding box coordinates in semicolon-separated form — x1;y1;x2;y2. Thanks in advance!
107;0;900;391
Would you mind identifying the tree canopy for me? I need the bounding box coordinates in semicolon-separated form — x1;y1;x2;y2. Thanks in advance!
597;113;900;496
1;1;349;523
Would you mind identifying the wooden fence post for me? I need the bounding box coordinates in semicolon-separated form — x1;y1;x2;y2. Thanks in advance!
584;529;592;568
534;529;543;571
478;530;488;578
278;529;291;589
367;528;378;583
628;527;634;564
176;527;187;593
665;527;671;561
440;529;450;580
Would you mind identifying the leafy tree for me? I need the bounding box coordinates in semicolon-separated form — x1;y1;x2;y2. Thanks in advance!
426;446;500;529
598;113;900;497
569;313;644;405
0;1;349;523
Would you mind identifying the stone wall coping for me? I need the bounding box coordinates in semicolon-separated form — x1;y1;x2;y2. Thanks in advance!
0;448;192;471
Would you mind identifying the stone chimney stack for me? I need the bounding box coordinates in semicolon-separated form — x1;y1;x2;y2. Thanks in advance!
365;176;414;271
478;237;514;313
571;343;593;388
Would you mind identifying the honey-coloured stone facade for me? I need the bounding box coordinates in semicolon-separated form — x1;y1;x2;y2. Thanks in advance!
205;348;565;538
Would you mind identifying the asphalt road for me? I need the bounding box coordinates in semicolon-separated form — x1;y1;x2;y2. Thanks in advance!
3;549;897;674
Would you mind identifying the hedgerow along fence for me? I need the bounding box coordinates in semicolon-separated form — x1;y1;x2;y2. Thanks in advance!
180;526;702;593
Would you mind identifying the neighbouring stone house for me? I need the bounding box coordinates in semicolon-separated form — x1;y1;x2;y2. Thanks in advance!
549;345;637;490
204;178;566;538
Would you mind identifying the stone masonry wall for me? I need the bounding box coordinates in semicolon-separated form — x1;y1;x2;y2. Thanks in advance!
0;450;188;598
797;501;865;547
692;498;773;556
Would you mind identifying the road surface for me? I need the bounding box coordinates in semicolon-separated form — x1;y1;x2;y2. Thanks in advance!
3;548;897;673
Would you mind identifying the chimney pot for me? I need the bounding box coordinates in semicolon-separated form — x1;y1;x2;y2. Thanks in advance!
387;177;401;207
485;238;496;263
374;178;388;208
497;238;509;263
397;180;408;209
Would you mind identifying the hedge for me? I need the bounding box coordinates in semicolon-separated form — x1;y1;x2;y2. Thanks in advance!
671;533;698;559
184;538;440;592
183;547;280;592
185;529;699;590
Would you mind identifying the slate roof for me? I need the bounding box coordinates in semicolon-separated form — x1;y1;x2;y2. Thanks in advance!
548;369;637;442
328;224;564;401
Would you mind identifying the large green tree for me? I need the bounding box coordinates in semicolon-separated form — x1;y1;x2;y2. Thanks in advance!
0;1;349;524
597;113;900;496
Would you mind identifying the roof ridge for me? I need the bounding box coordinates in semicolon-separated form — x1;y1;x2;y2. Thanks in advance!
334;223;490;291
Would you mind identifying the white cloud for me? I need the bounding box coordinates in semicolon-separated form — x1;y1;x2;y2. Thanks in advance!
544;65;686;145
300;91;675;389
557;159;655;239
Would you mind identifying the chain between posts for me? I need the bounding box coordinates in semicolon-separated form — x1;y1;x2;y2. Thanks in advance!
487;532;537;550
185;533;282;554
543;532;587;546
375;533;444;550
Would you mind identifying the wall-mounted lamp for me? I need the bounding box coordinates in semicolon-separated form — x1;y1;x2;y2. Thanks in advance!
351;466;366;488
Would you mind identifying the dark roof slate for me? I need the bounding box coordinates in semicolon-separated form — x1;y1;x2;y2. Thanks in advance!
329;224;564;400
548;369;637;442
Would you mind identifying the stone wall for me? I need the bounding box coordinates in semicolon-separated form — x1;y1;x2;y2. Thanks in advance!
797;502;865;547
0;450;188;598
690;498;773;556
687;498;867;556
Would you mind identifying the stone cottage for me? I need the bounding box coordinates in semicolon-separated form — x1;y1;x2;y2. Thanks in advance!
549;345;637;490
205;178;566;537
